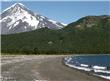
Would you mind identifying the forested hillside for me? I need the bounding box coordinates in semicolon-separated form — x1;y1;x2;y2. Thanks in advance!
1;15;110;54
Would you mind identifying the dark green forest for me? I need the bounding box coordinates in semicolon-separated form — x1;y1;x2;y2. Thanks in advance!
1;15;110;54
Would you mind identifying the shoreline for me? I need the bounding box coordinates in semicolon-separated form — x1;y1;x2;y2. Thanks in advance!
63;59;110;81
1;55;110;81
36;55;109;81
63;55;110;81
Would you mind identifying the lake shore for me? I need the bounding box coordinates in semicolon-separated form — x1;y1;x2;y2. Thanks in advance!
1;55;109;81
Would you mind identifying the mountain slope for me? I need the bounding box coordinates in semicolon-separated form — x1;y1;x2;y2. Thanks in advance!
64;15;110;30
0;3;65;34
1;15;110;54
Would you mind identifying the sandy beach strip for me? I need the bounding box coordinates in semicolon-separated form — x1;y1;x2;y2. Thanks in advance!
1;55;109;81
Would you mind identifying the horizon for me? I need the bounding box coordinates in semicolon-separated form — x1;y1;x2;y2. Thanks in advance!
1;1;109;24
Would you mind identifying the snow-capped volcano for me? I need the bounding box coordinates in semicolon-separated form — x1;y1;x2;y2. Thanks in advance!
0;3;66;34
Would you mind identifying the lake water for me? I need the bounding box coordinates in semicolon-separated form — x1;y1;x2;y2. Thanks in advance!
64;55;110;80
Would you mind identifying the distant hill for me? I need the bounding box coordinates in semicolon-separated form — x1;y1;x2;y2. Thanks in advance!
1;15;110;54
